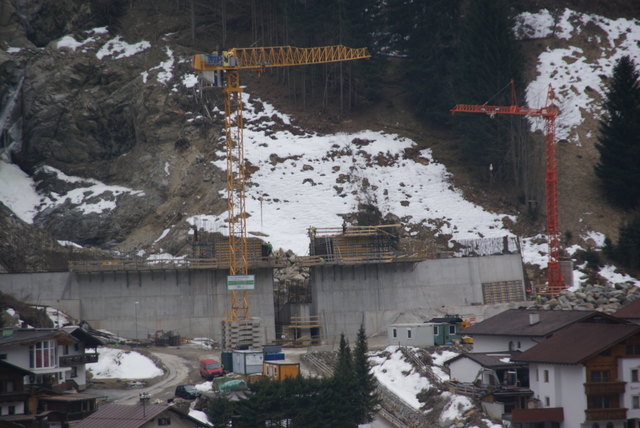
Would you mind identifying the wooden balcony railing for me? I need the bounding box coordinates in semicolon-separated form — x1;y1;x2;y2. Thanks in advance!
59;353;99;366
585;408;627;421
584;381;626;395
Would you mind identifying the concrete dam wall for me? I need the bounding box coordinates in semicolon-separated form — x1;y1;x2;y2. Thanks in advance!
0;268;277;345
311;254;525;340
0;253;525;344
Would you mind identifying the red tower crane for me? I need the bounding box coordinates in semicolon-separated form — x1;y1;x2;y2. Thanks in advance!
450;83;565;295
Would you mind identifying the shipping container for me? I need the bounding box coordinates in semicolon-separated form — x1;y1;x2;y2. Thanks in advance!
221;351;233;373
264;352;285;361
263;360;300;381
232;349;264;375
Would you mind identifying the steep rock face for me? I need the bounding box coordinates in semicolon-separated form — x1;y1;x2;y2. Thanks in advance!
0;203;110;272
0;1;229;260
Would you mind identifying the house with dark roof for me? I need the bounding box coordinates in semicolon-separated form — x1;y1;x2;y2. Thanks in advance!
0;359;34;426
0;327;102;391
614;299;640;324
446;352;532;420
74;403;209;428
512;320;640;428
463;309;622;353
0;327;104;427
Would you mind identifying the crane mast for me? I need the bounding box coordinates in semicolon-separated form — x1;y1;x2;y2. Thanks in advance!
451;84;565;295
192;45;370;322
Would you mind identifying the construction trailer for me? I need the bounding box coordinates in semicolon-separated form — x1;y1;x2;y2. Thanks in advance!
263;360;300;381
232;349;264;375
429;315;464;345
388;323;436;347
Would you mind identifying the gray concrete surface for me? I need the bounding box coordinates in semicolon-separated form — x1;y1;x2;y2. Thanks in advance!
0;268;276;345
311;254;525;340
0;254;524;346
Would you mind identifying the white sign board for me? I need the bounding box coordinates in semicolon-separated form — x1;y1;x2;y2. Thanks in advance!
227;275;255;290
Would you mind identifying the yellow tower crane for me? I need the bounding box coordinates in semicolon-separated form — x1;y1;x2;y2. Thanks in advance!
192;45;371;322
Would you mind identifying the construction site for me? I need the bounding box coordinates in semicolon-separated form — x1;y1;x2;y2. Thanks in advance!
0;45;573;351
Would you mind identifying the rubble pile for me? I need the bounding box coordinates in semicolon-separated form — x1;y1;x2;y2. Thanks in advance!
530;282;640;313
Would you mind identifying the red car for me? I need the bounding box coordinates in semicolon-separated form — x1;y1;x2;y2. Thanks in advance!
199;359;223;379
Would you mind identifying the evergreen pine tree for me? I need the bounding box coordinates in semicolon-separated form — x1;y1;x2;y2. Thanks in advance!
594;55;640;208
207;396;235;428
329;333;359;427
352;325;379;424
612;215;640;270
335;333;353;377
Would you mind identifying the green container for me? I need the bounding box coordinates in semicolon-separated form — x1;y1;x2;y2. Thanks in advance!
221;351;233;372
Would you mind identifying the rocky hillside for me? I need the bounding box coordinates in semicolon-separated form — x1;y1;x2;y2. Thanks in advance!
0;0;639;279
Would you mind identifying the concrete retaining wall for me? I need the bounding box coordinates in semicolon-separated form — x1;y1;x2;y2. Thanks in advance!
0;253;524;346
0;269;276;344
311;254;525;341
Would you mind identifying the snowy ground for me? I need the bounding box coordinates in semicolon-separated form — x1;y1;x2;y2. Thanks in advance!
2;9;640;290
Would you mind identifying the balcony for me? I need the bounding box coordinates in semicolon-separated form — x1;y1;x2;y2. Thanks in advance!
585;408;627;421
584;381;626;395
59;353;99;366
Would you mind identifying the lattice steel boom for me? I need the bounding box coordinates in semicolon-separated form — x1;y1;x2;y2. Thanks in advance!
192;45;371;321
450;84;565;294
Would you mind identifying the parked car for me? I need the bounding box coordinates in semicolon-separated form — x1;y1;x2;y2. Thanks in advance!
199;359;224;379
175;384;201;400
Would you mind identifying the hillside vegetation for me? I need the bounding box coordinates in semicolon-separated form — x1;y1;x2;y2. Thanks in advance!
0;0;639;285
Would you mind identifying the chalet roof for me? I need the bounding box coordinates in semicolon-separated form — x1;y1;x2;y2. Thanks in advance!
446;352;527;369
0;328;76;347
62;326;104;348
462;309;618;338
513;322;640;364
614;299;640;319
74;404;204;428
0;358;34;375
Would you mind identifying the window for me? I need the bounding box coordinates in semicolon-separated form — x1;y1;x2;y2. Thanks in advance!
591;396;611;408
448;325;456;334
63;345;69;355
29;340;56;368
544;370;549;383
2;380;15;393
407;329;412;339
8;406;15;415
433;326;439;335
627;344;640;355
633;369;639;382
392;328;397;338
158;417;171;425
545;396;550;406
535;368;539;382
70;366;78;378
591;370;609;382
634;396;640;409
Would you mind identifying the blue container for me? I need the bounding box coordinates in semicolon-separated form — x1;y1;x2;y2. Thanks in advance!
264;352;285;361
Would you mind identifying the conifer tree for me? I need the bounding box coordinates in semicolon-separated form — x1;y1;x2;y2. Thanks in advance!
594;55;640;208
330;333;359;427
609;215;640;270
353;325;379;424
